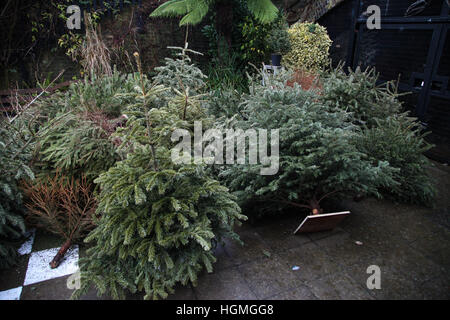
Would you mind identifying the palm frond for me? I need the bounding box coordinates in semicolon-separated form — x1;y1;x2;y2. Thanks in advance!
247;0;279;24
179;0;212;26
150;0;190;18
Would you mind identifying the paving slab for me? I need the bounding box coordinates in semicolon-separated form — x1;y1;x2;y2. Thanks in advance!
21;275;74;300
237;255;305;299
0;286;22;300
409;232;450;266
305;273;374;300
314;231;379;267
266;285;318;300
23;246;79;286
212;242;238;272
277;242;345;282
0;254;28;291
418;276;450;300
222;230;274;266
193;267;257;300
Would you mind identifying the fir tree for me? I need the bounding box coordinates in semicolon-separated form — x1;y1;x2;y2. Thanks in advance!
0;117;35;268
73;48;246;300
219;71;397;216
34;71;132;182
320;66;436;206
36;112;119;182
153;44;208;95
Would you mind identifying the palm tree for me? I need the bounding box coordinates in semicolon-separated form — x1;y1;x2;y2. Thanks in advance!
150;0;279;52
150;0;279;26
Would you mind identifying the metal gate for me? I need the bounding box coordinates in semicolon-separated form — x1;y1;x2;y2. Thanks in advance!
347;0;450;162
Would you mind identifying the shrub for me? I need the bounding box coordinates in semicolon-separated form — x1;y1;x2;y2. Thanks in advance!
266;16;291;55
203;53;249;92
239;15;273;66
282;22;332;71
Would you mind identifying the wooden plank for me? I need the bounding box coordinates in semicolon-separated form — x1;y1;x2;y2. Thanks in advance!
293;211;350;234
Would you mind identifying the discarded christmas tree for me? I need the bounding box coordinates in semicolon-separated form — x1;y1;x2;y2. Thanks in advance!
320;66;436;205
219;71;397;217
72;49;246;300
0;115;35;268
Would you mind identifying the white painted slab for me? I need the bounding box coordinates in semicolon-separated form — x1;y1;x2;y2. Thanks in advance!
0;286;22;300
23;245;79;286
18;229;36;255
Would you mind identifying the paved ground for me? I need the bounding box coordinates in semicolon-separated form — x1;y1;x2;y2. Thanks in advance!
1;161;449;300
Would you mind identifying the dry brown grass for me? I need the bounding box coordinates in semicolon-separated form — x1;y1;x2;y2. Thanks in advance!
80;14;112;77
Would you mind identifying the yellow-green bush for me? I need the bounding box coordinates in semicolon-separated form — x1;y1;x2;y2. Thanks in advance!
282;22;332;71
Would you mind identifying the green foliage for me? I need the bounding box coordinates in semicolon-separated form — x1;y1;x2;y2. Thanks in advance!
238;12;291;65
34;72;130;182
219;72;397;216
0;118;35;268
36;70;130;118
239;15;273;66
200;4;286;89
206;86;244;119
246;0;279;24
73;48;246;300
320;66;436;206
203;53;249;92
266;16;291;54
36;112;119;182
150;0;278;26
201;19;249;91
67;71;130;117
282;22;332;71
320;66;403;127
150;0;214;26
29;1;120;60
153;46;208;95
354;116;435;206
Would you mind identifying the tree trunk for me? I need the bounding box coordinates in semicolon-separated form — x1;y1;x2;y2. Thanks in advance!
50;239;72;269
309;198;323;215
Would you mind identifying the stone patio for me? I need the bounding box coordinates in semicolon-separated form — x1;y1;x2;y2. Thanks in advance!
1;161;449;300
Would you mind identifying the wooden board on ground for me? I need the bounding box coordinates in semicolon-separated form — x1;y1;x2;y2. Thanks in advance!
293;211;350;234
